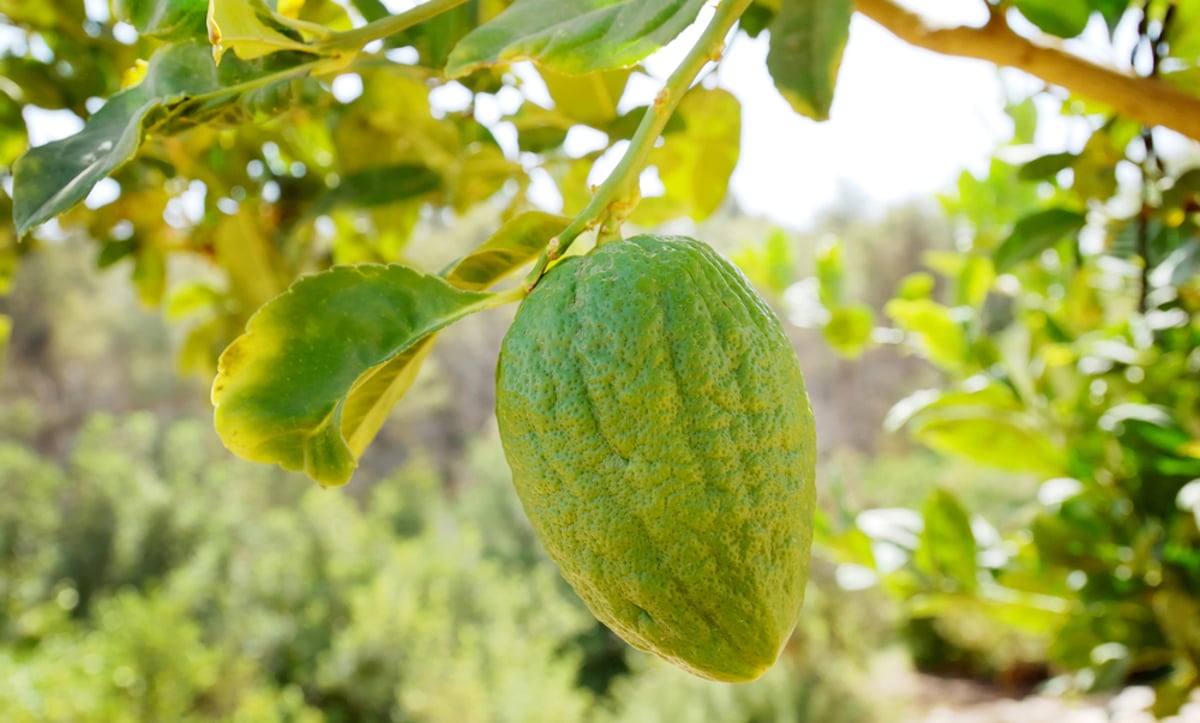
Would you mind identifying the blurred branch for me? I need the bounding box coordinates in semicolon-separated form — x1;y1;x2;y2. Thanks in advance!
854;0;1200;143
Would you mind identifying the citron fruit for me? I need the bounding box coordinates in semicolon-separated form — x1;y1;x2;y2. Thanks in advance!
496;234;816;682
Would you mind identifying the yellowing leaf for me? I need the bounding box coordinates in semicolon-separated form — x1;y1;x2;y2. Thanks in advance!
213;211;291;314
121;59;150;88
445;211;569;291
540;67;631;127
633;87;741;225
207;0;311;63
341;339;437;459
212;265;501;486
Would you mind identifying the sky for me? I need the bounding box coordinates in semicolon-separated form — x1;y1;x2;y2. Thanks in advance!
15;1;1146;232
721;13;1007;227
641;0;1014;229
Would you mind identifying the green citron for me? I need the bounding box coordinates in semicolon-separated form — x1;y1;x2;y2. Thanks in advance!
496;235;816;682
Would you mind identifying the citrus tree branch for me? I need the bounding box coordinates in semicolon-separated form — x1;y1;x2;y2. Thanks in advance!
521;0;755;289
855;0;1200;142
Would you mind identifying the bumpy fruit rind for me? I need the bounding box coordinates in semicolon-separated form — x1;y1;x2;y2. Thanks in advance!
496;235;816;682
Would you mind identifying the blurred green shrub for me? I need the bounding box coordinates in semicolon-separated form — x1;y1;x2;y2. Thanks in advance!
0;410;879;723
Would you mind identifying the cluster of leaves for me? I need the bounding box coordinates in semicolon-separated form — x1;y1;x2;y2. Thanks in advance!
799;80;1200;712
0;406;875;722
1;0;853;485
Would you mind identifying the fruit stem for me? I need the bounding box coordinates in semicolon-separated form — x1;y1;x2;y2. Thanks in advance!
320;0;472;54
521;0;753;288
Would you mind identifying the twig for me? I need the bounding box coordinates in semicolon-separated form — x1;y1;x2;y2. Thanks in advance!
855;0;1200;142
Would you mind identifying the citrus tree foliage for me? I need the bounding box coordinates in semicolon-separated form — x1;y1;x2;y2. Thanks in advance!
2;0;1200;711
811;96;1200;713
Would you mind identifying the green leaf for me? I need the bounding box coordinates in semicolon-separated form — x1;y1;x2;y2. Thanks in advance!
278;213;554;475
956;255;994;307
823;304;874;359
731;228;795;296
12;41;317;236
884;298;968;370
444;0;706;76
1018;152;1078;182
895;271;935;300
765;0;853;121
207;0;313;62
914;488;977;591
114;0;209;40
1011;0;1091;38
507;102;573;153
817;524;878;570
347;0;390;22
1005;96;1039;146
14;42;216;235
212;265;501;486
814;237;844;307
447;145;523;213
740;2;776;37
993;207;1086;272
165;280;226;321
632;87;741;224
444;211;569;291
1072;126;1123;201
910;588;1067;635
913;415;1065;476
884;383;1024;432
540;67;632;127
310;165;442;217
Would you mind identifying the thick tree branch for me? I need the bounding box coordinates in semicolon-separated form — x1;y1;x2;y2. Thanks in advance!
855;0;1200;143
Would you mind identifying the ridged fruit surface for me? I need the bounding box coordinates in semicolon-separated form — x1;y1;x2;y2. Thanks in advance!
495;234;816;682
